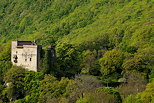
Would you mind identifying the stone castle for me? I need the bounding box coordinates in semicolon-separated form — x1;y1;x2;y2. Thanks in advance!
11;41;42;72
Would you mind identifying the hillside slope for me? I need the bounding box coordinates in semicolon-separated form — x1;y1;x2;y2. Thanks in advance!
0;0;154;102
0;0;153;48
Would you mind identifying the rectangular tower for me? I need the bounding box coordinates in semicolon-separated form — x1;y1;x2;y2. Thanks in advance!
11;41;42;72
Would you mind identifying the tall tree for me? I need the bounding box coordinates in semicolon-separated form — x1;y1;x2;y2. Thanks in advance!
56;43;81;77
99;49;123;76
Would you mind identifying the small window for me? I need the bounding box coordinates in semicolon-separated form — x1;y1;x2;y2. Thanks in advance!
13;55;18;63
25;59;27;61
30;58;32;61
14;59;17;63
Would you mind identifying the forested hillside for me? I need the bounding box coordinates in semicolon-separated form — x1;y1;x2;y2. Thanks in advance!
0;0;154;103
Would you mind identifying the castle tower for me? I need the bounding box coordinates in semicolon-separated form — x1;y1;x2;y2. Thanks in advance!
11;41;42;72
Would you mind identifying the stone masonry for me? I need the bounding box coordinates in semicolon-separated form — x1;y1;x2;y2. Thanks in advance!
11;41;42;72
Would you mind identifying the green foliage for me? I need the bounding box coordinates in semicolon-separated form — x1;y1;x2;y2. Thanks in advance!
24;71;43;95
124;79;154;103
99;49;123;75
4;66;27;101
0;44;12;83
101;72;122;87
56;43;81;77
76;90;116;103
12;71;44;103
123;46;154;73
136;78;154;103
81;50;100;75
118;71;147;99
66;74;101;103
39;74;70;103
97;87;122;103
123;95;140;103
124;46;138;53
122;53;144;72
0;84;4;102
76;87;122;103
40;49;51;74
0;0;154;102
149;67;154;82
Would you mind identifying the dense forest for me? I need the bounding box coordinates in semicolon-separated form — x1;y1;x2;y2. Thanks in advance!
0;0;154;103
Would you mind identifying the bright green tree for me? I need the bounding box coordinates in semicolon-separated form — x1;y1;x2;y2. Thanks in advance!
39;74;70;103
99;49;123;75
136;78;154;103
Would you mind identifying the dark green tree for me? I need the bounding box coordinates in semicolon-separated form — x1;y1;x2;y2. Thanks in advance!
56;43;81;77
40;50;51;74
81;50;101;75
14;71;44;103
4;66;27;101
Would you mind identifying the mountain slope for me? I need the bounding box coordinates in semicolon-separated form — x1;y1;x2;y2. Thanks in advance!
0;0;154;103
0;0;153;49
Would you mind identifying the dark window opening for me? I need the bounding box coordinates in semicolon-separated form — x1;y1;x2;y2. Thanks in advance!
30;58;32;61
14;59;17;63
13;55;18;63
25;59;27;61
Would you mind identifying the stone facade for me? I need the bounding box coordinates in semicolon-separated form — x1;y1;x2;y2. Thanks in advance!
11;41;42;72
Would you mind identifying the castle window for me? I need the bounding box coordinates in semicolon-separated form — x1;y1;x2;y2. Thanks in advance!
25;59;27;61
13;55;18;63
30;58;32;61
14;59;17;63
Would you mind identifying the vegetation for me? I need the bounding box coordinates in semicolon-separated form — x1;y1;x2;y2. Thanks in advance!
0;0;154;102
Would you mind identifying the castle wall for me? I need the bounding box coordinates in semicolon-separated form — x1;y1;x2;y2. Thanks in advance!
11;41;41;72
11;41;17;63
